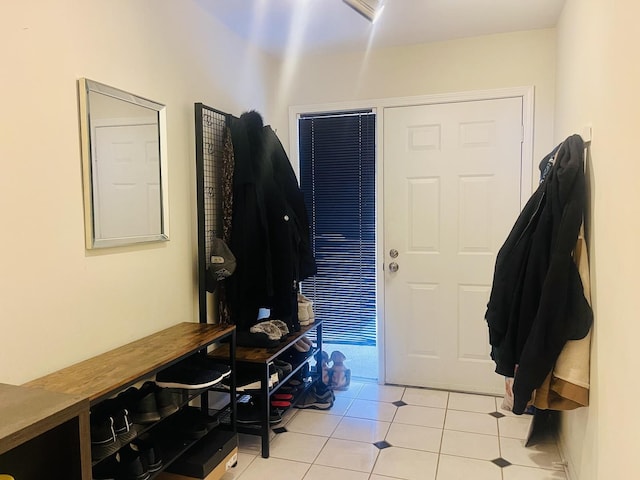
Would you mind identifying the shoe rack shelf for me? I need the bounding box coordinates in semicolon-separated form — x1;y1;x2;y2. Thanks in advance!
19;322;236;480
0;382;91;480
210;320;323;458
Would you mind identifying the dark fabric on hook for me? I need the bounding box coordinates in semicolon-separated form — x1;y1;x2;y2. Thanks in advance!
485;134;593;414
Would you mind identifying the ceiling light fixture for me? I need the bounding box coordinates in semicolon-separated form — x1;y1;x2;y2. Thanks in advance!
343;0;385;23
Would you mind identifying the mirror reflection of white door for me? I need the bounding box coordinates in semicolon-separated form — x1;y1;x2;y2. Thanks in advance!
93;123;161;239
383;97;523;394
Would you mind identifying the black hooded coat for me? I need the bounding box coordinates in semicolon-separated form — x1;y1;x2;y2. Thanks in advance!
226;111;316;333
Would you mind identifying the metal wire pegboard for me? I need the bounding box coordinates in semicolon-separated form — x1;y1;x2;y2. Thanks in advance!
195;103;231;323
202;109;226;261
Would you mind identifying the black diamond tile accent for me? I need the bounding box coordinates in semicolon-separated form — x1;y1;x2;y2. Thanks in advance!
373;440;392;449
392;400;407;407
489;411;506;418
491;457;512;468
272;427;287;434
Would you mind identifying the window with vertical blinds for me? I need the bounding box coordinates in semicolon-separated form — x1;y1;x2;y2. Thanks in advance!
299;111;376;346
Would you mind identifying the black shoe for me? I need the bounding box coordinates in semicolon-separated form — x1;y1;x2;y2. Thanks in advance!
236;397;282;425
155;386;180;418
294;388;333;410
236;396;262;424
112;407;137;446
131;436;162;473
90;415;120;462
118;444;150;480
91;452;119;479
197;355;232;379
274;359;293;374
270;408;283;425
91;397;137;452
165;408;208;440
222;364;277;392
278;382;305;396
273;359;293;382
177;406;220;431
177;421;208;440
156;358;227;389
129;382;162;424
96;395;139;446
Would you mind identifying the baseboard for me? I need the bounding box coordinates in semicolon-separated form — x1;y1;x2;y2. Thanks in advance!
556;431;575;480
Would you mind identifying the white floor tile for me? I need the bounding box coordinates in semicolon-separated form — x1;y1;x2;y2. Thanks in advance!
385;423;442;453
344;398;397;422
500;437;563;470
373;446;439;480
447;392;498;413
435;454;502;480
220;452;257;479
440;429;500;460
402;388;449;408
314;438;379;473
357;383;405;402
286;410;342;436
393;404;446;428
498;415;534;439
269;431;328;463
502;465;567;479
333;381;364;398
332;416;390;443
302;464;370;480
444;409;498;435
370;476;405;480
235;457;310;480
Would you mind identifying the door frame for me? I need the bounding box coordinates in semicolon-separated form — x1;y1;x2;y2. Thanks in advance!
289;86;534;384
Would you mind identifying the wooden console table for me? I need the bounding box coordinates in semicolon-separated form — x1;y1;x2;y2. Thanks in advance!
0;383;90;480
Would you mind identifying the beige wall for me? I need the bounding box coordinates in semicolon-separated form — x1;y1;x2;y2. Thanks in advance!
0;0;276;385
555;1;640;478
274;29;557;179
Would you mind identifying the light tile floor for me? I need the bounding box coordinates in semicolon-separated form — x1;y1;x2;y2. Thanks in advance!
221;383;567;480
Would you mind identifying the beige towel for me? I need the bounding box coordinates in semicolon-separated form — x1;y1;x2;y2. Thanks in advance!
533;225;591;410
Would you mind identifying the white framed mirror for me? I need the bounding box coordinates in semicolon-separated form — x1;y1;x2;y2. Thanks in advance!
78;78;169;249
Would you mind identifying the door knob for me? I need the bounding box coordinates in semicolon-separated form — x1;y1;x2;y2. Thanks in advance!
389;262;399;272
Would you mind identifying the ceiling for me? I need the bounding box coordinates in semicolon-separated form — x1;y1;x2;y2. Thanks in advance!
201;0;566;58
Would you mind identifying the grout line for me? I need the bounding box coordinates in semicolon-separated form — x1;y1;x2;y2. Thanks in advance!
434;403;449;480
497;417;506;480
310;436;330;466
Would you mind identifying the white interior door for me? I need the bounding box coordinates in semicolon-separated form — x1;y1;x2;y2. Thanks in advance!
383;97;523;394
